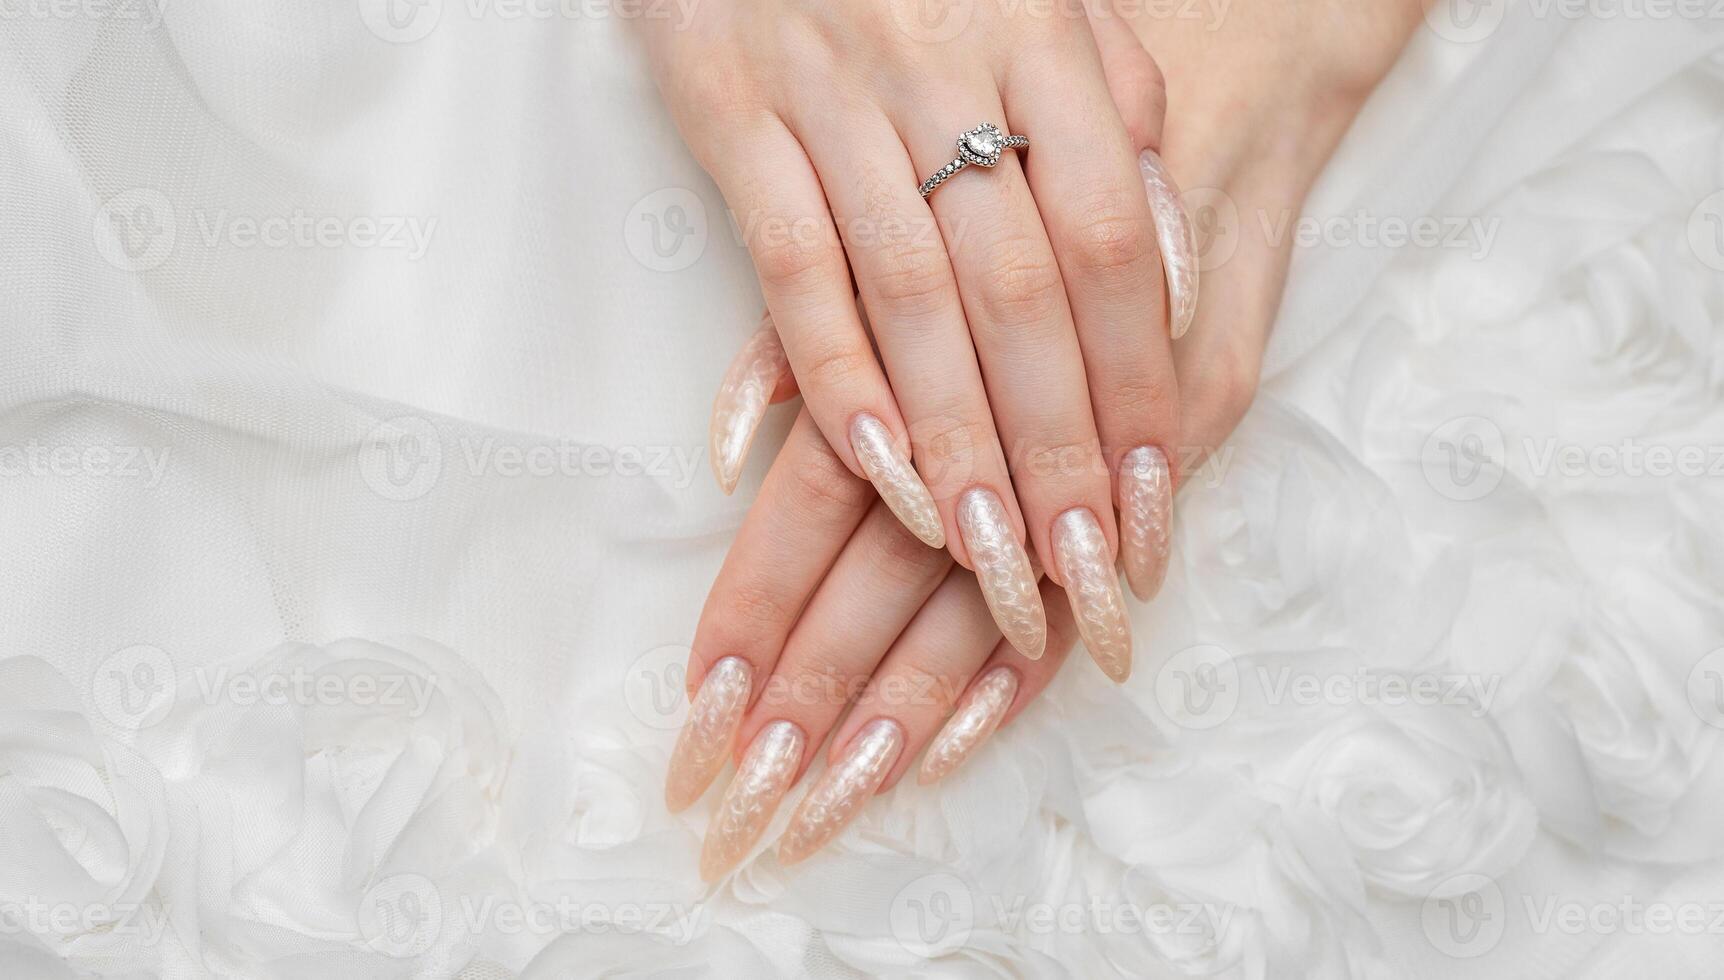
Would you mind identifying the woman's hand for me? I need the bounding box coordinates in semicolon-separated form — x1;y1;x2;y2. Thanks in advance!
642;0;1196;662
665;0;1424;875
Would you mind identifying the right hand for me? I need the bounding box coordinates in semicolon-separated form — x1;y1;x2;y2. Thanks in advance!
642;0;1196;661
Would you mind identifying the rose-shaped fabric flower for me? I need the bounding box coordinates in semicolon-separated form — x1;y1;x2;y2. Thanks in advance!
0;656;169;972
132;636;510;977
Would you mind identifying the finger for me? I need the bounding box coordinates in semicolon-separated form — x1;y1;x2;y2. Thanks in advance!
918;576;1080;785
898;89;1113;656
784;105;1024;581
667;410;873;812
706;119;945;547
1082;0;1168;152
699;502;953;879
777;575;1080;865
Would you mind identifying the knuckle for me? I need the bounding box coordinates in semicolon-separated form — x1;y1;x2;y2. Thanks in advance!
873;517;949;580
784;441;870;513
1015;434;1103;483
1067;198;1156;279
908;413;993;483
979;240;1065;323
753;233;833;289
867;244;955;317
798;335;874;393
1105;370;1178;429
720;582;793;635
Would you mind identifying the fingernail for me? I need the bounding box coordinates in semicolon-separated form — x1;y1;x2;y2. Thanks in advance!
919;667;1019;785
849;414;945;549
700;720;805;881
1118;446;1172;601
957;488;1046;659
777;719;904;866
710;319;789;495
665;657;752;812
1139;149;1199;340
1053;507;1133;683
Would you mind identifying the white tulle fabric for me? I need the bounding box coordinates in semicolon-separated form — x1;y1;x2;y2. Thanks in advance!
1;3;1721;977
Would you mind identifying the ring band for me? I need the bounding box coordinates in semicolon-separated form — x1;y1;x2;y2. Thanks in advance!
919;122;1029;199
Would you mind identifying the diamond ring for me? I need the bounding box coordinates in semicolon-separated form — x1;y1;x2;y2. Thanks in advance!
918;123;1029;199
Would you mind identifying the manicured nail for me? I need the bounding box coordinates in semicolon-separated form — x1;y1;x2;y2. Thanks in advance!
1139;149;1199;340
700;720;805;881
1052;508;1133;683
1118;446;1172;601
919;667;1019;785
850;414;944;549
777;719;904;866
957;488;1046;659
665;657;752;812
710;319;789;495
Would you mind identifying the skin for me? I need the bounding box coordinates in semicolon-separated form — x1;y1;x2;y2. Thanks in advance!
640;0;1179;591
676;0;1427;849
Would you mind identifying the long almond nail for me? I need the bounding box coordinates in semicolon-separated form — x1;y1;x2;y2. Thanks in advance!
777;719;904;866
957;488;1046;659
665;657;752;812
710;319;789;495
1053;508;1133;683
919;667;1019;785
1118;446;1172;601
1139;149;1199;340
700;720;805;880
850;414;944;548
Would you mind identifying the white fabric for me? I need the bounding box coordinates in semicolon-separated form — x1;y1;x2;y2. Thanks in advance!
1;2;1722;977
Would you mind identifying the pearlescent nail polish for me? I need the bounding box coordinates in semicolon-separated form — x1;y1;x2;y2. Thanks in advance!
710;320;789;495
777;719;904;866
957;488;1046;659
1118;446;1172;601
665;657;752;812
850;414;944;548
1053;508;1132;683
1139;149;1199;339
700;720;805;881
919;667;1019;784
